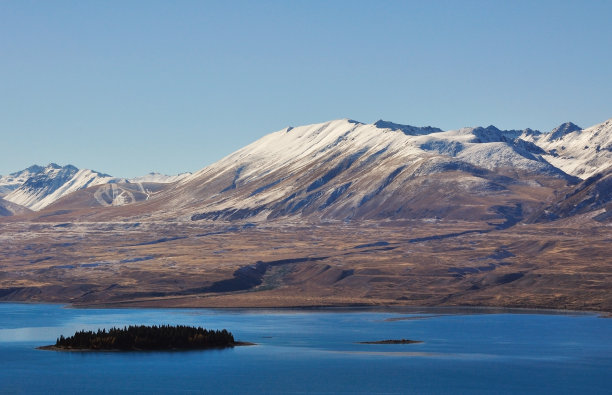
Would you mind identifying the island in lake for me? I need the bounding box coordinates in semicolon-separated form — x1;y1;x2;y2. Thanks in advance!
38;325;252;351
358;339;423;344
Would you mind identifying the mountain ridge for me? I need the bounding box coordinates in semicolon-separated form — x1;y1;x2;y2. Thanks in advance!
2;116;611;221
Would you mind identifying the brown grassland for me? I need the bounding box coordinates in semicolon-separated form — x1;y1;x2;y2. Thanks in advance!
1;216;610;312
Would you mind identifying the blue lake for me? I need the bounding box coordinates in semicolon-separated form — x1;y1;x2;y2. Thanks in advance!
0;303;610;394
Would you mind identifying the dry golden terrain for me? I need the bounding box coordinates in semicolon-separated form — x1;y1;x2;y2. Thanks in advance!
1;216;610;312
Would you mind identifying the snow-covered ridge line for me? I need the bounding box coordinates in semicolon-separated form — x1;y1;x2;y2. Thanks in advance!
183;116;611;190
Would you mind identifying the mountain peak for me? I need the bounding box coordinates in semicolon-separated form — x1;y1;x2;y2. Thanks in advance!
44;163;79;172
373;120;442;136
470;125;541;143
484;125;501;132
470;125;510;143
521;128;541;137
548;122;581;141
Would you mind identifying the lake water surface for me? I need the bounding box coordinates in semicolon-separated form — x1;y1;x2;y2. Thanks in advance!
0;303;610;394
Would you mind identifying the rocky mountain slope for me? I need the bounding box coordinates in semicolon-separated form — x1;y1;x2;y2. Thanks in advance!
529;167;612;223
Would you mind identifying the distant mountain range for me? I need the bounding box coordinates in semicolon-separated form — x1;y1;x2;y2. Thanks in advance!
0;164;190;212
1;117;610;224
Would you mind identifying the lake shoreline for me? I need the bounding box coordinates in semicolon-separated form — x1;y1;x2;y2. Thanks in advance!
1;300;607;317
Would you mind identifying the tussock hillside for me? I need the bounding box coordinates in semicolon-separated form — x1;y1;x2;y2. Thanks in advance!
0;197;30;217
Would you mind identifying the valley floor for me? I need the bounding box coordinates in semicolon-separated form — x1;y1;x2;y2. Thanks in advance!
0;218;610;312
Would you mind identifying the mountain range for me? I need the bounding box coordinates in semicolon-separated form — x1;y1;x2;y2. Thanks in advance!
3;116;610;224
0;116;610;311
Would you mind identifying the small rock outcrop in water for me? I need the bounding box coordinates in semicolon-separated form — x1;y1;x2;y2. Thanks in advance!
358;339;423;344
38;325;248;351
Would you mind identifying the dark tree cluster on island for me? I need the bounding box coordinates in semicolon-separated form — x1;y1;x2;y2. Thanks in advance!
54;325;236;350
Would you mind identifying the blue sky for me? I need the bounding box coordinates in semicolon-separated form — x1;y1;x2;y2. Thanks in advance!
1;0;611;177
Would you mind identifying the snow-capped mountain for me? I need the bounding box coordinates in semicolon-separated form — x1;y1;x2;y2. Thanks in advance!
145;117;608;223
528;118;612;179
3;164;117;211
181;119;568;186
1;164;188;211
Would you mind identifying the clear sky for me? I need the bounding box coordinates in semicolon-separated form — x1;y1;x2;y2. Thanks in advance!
1;0;611;178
